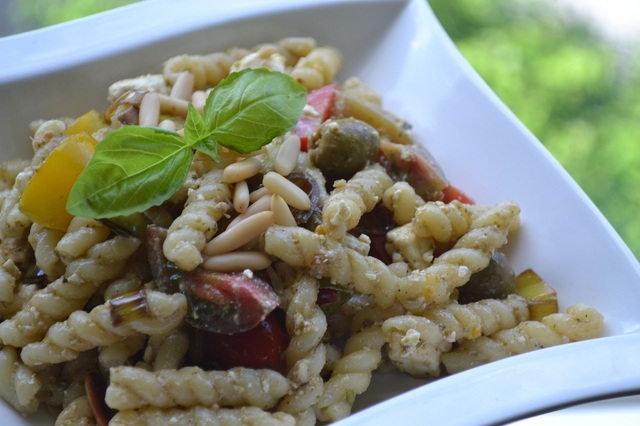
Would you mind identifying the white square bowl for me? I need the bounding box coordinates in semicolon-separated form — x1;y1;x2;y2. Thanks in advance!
1;0;639;424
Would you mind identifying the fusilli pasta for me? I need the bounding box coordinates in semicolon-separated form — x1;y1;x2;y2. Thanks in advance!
105;366;289;411
20;290;187;366
319;163;393;239
441;304;604;374
163;168;232;271
54;395;96;426
0;36;605;426
110;405;295;426
0;346;40;414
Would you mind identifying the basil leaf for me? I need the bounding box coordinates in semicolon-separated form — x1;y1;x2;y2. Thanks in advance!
67;69;307;220
185;103;221;161
67;126;193;218
184;103;209;143
203;68;307;154
193;137;221;162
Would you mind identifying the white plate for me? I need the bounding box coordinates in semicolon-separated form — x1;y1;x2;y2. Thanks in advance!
1;0;640;424
511;394;640;426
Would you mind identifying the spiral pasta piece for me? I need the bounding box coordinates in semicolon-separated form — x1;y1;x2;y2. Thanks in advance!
0;346;40;415
248;37;318;69
55;217;111;263
381;295;529;377
110;405;295;426
0;158;29;190
278;275;327;420
0;282;37;319
275;36;318;62
399;201;520;311
264;225;398;307
105;365;289;411
163;169;232;271
290;46;343;90
63;234;141;286
0;259;20;303
385;223;435;269
38;350;97;409
424;294;530;341
142;326;190;370
382;315;450;377
350;302;406;333
107;73;169;103
382;181;425;226
412;200;482;243
320;163;393;239
54;395;95;426
266;201;519;311
278;375;324;426
102;274;145;301
99;334;147;373
230;45;287;73
441;304;604;374
0;236;141;347
282;274;327;375
0;189;8;213
27;223;65;280
20;290;187;366
313;326;385;422
163;48;249;89
541;303;605;342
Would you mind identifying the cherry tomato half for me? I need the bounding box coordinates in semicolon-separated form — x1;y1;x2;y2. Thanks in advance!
442;185;475;204
189;309;289;373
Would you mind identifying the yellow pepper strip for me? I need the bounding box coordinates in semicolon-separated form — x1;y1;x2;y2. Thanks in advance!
66;109;106;136
19;133;97;231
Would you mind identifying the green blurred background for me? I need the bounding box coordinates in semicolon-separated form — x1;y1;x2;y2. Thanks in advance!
428;0;640;262
2;0;639;260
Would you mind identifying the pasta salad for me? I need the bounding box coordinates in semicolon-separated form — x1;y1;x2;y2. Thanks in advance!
0;37;603;425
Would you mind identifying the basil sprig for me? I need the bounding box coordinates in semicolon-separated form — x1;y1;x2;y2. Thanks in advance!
67;68;306;219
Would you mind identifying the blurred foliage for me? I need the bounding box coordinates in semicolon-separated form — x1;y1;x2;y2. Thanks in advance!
3;0;139;34
429;0;640;260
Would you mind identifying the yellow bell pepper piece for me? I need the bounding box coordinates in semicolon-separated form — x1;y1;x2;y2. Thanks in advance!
66;109;106;136
19;133;97;231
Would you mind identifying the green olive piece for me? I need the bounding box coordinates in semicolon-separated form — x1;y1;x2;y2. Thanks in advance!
309;117;380;180
457;251;517;304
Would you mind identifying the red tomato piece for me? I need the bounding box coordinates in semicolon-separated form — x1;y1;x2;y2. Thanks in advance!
317;288;340;306
378;140;449;202
182;269;280;335
292;83;338;151
190;309;289;373
442;185;475;204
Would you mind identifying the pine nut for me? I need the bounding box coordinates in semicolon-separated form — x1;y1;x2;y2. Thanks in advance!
158;119;176;132
170;71;195;101
271;194;297;227
158;93;189;117
274;134;301;176
249;186;270;203
262;171;311;211
139;92;160;127
191;90;207;112
227;194;272;229
202;251;272;272
233;180;250;213
204;211;275;256
222;157;262;183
